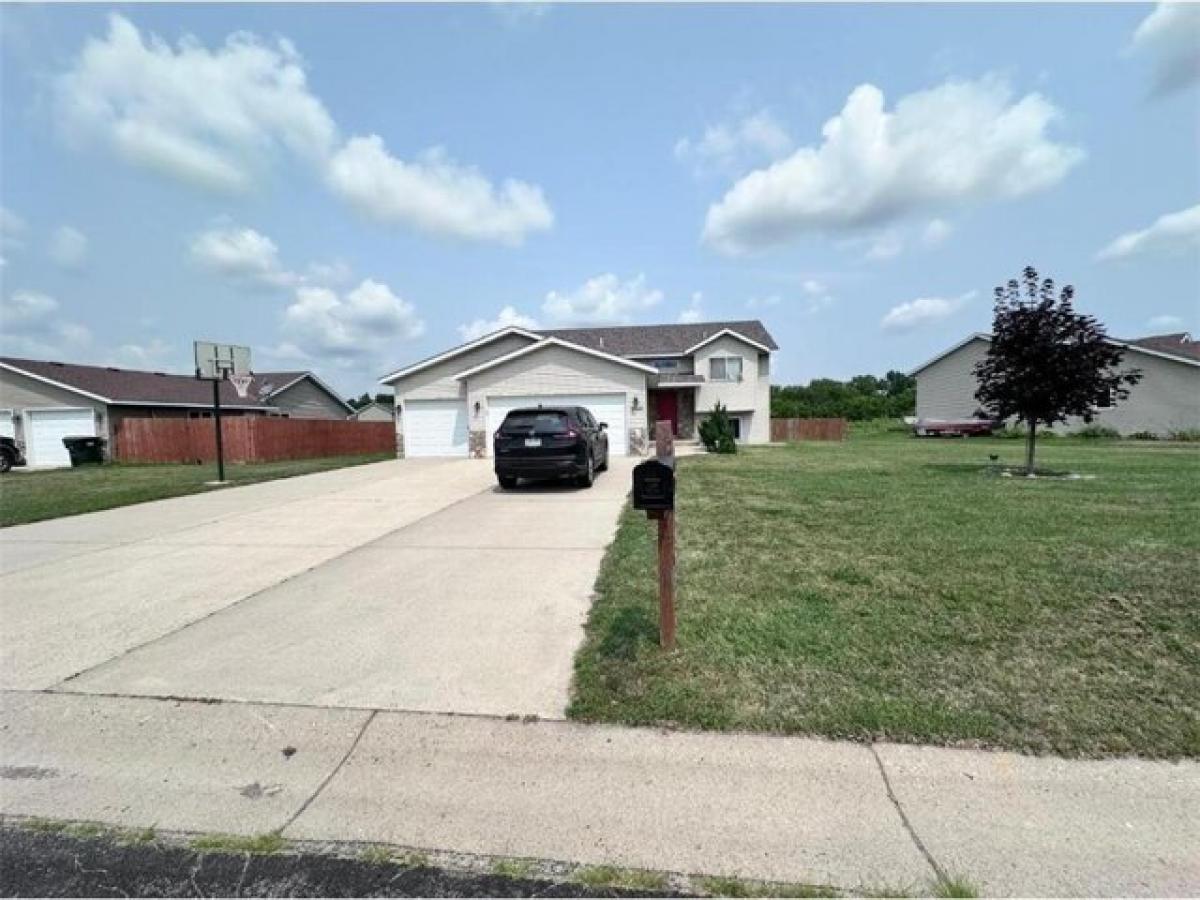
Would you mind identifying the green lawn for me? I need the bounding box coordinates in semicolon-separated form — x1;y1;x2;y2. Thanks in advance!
570;432;1200;758
0;454;392;527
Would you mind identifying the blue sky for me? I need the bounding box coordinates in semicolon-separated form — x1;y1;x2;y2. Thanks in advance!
1;2;1197;397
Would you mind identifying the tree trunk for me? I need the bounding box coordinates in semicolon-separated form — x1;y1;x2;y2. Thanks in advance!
1025;418;1037;475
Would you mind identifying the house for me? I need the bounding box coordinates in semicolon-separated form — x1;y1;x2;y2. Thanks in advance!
379;320;778;458
0;357;353;467
910;331;1200;436
349;400;394;422
247;370;355;420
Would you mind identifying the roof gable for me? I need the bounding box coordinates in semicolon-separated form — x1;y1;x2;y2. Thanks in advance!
453;337;658;380
909;332;1200;377
379;327;541;384
253;370;355;413
537;320;777;356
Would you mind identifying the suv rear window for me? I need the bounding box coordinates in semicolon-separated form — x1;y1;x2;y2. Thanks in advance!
501;411;570;434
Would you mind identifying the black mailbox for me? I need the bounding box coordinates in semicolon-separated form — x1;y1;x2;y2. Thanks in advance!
632;456;676;511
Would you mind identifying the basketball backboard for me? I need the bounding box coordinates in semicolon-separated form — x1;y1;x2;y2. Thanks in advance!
194;341;251;380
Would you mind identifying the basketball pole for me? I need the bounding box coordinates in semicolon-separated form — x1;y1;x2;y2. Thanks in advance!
212;373;226;483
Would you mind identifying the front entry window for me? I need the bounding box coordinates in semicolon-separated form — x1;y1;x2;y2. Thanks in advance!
710;356;743;382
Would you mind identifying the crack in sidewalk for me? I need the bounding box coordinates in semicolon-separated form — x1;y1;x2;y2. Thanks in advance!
869;744;947;885
278;710;377;835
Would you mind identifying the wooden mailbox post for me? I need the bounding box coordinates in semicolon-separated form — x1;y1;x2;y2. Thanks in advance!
632;420;677;649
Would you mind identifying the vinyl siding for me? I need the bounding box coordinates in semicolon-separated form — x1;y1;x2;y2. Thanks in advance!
915;337;1200;435
466;344;647;441
0;367;109;446
914;338;992;419
351;403;393;422
392;334;537;406
270;377;348;419
693;335;771;443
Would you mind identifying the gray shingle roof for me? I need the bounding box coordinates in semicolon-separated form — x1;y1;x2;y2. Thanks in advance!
1126;332;1200;362
538;320;778;356
1;356;276;408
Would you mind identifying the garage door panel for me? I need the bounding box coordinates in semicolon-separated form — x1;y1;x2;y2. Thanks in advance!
27;408;96;468
487;393;627;457
404;399;468;457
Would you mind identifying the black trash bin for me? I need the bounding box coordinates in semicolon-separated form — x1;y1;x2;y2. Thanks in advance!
63;436;107;466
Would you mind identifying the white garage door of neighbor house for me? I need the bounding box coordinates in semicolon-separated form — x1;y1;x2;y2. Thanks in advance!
404;399;469;457
487;393;628;456
0;410;13;439
26;408;96;467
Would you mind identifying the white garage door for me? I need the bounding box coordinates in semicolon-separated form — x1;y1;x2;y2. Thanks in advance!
0;410;13;439
487;393;628;457
26;408;96;468
404;399;468;457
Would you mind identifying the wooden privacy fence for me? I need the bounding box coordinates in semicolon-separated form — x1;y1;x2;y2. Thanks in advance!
114;417;395;464
770;418;848;442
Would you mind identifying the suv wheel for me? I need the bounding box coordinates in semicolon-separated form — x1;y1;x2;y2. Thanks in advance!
577;453;595;489
0;452;11;474
498;474;518;490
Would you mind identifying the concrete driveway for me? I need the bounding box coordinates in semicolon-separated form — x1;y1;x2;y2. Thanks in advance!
0;457;634;717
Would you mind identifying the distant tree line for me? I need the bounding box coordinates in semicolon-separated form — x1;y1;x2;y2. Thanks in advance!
770;371;916;420
346;392;395;411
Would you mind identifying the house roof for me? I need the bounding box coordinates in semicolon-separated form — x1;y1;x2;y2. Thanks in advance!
909;331;1200;376
1126;332;1200;362
0;356;276;409
539;320;778;356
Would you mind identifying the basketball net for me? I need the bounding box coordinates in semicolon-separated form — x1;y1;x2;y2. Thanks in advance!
229;374;253;399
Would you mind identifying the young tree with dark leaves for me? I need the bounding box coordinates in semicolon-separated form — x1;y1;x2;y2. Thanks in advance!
974;266;1141;474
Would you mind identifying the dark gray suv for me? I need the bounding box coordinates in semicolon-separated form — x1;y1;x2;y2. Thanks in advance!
493;405;609;489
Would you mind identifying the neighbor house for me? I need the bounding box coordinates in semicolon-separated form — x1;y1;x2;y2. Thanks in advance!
910;331;1200;436
349;400;394;422
379;320;777;458
0;357;353;467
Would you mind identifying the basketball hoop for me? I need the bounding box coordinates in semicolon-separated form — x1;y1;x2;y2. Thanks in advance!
229;374;253;399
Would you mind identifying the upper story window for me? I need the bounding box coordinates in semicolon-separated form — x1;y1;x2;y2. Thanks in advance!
650;358;679;370
709;356;743;382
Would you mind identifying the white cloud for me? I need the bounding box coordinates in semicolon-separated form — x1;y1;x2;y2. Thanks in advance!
112;338;173;369
674;109;792;175
1095;203;1200;261
702;77;1084;254
48;226;89;270
282;278;424;364
1129;3;1200;96
745;294;781;310
490;1;553;27
458;304;540;341
0;289;93;358
56;15;555;246
1147;314;1185;331
678;291;704;324
327;137;554;245
801;279;825;296
880;291;976;333
922;218;953;246
865;233;903;261
1;206;27;249
55;14;336;193
541;273;664;325
189;225;298;287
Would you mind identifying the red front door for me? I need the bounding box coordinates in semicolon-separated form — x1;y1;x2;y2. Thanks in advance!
655;391;679;436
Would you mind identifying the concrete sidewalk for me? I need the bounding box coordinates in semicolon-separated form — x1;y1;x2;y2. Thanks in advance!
3;690;1196;897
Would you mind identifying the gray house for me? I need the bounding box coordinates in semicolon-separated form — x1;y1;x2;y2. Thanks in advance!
380;320;777;458
0;357;353;467
910;331;1200;436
